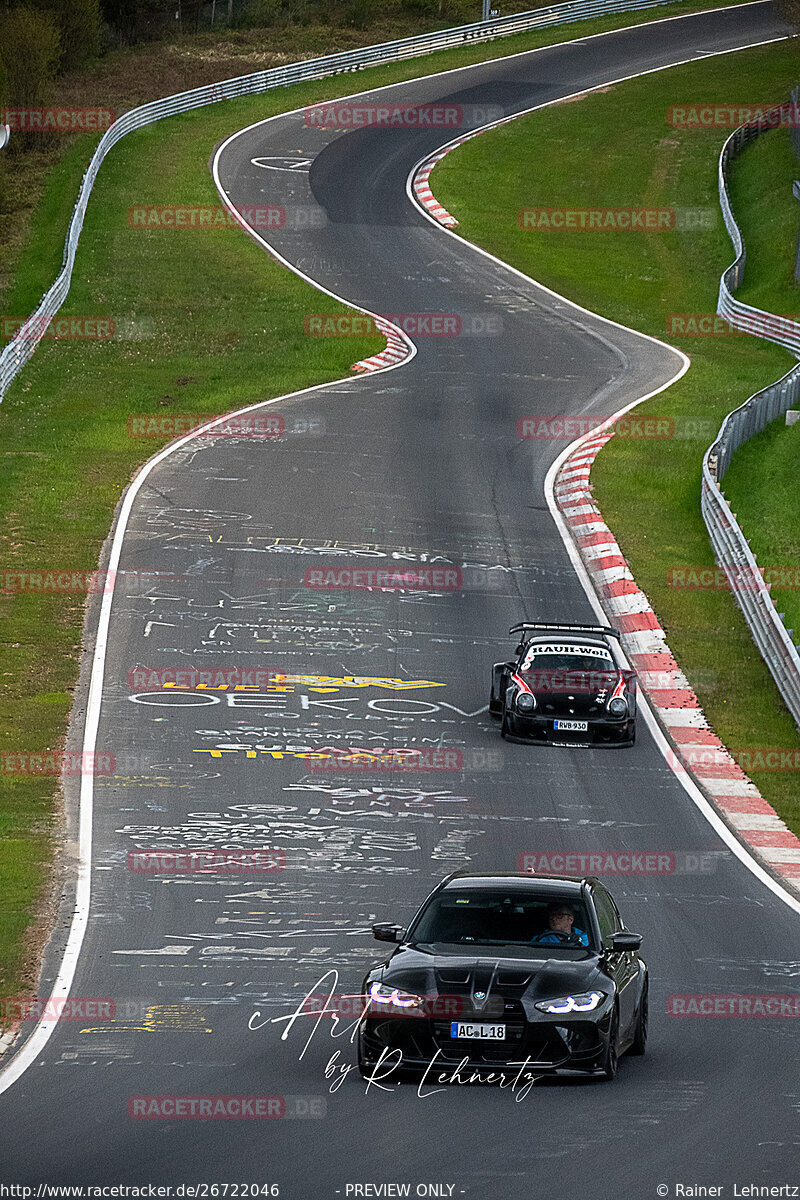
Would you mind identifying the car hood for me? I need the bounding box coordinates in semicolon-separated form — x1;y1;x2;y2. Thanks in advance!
521;669;629;718
372;944;607;1004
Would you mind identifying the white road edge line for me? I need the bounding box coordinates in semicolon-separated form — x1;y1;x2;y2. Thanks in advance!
0;1;790;1094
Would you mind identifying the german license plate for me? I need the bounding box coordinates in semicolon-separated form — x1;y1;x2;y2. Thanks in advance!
450;1022;505;1040
554;720;588;732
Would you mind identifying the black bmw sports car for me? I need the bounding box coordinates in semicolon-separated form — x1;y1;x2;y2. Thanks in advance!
490;622;637;745
358;872;647;1082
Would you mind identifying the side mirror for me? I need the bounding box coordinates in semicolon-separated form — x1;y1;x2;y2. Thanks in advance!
610;931;642;952
372;922;405;943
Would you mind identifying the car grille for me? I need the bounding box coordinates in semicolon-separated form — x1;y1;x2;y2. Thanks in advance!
540;701;604;715
432;996;527;1061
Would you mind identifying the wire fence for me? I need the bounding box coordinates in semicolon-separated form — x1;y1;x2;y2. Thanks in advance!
702;101;800;729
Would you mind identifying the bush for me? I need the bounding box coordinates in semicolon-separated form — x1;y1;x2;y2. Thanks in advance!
231;0;310;26
36;0;102;69
344;0;375;27
0;6;60;149
232;0;282;24
400;0;437;14
100;0;176;45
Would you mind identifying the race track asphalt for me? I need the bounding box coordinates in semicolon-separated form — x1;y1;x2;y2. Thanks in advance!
1;5;798;1195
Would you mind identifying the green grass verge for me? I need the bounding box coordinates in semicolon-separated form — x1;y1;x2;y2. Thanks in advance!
721;126;800;650
432;37;800;833
727;126;800;315
0;0;778;1011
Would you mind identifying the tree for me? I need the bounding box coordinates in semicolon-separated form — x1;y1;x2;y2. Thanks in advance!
0;6;60;106
100;0;177;43
36;0;102;70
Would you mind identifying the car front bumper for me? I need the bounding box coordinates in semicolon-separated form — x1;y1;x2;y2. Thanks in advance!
505;710;634;745
359;1010;613;1076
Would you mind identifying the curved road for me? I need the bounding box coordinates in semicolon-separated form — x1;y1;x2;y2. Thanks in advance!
1;4;798;1196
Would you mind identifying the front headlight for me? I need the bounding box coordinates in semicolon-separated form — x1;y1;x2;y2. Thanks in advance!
367;981;424;1009
535;991;605;1014
516;691;536;712
607;696;627;717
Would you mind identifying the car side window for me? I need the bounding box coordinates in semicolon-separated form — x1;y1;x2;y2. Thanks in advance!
592;887;619;946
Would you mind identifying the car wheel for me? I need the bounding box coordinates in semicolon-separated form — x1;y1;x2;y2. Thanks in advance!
489;685;501;718
599;1007;619;1081
630;980;648;1056
500;709;511;740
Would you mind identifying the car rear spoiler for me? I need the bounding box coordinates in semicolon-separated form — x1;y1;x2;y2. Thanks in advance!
509;622;621;640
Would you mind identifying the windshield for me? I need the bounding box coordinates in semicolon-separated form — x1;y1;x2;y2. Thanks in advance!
411;890;595;950
521;642;614;673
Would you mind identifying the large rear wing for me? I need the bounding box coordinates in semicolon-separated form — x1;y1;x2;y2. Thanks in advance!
509;622;621;640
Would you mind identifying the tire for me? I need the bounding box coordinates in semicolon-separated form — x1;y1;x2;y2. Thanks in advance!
489;685;501;719
599;1007;619;1081
357;1033;373;1080
630;980;648;1056
500;708;511;740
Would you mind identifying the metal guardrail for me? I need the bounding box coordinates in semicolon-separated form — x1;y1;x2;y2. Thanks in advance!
702;102;800;729
0;0;687;401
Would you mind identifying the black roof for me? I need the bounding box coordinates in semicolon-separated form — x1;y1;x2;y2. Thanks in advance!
441;872;589;896
521;634;613;648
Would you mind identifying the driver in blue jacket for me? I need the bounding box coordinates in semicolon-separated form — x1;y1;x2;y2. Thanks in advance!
532;903;589;947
